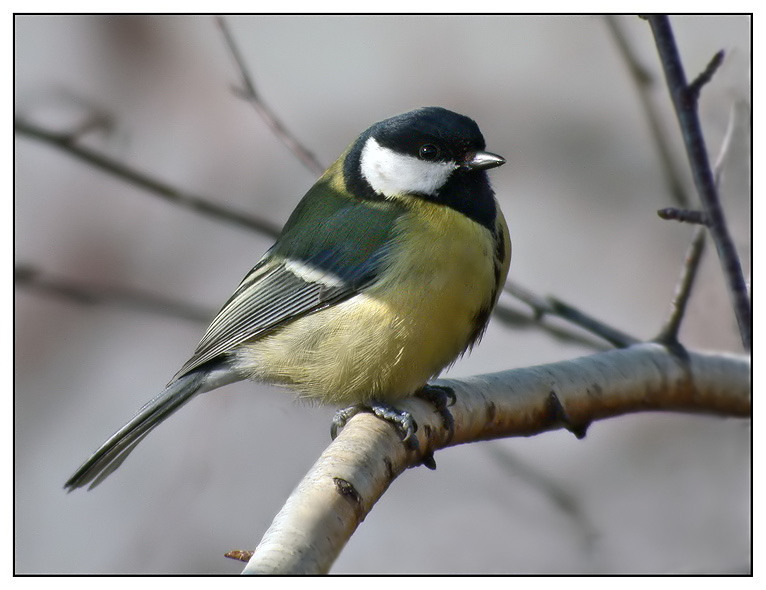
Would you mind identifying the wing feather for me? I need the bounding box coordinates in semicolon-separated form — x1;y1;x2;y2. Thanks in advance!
171;244;390;381
171;169;405;382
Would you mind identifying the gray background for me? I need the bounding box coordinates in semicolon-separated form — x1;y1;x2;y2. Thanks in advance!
15;15;750;574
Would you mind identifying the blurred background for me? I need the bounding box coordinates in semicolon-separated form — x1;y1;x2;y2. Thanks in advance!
15;15;750;574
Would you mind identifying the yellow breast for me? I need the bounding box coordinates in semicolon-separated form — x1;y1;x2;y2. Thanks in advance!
234;199;509;405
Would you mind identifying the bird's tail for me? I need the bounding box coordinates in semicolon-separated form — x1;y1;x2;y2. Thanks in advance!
65;370;212;491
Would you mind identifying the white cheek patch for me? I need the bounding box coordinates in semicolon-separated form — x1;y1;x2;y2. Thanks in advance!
360;137;456;198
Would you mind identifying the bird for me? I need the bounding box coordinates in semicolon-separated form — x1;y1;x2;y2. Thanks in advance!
64;106;511;491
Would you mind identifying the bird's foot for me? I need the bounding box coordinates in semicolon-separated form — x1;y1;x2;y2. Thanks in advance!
331;401;419;451
415;384;456;437
413;384;457;469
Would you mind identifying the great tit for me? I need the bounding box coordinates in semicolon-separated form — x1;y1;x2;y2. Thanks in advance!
65;106;510;491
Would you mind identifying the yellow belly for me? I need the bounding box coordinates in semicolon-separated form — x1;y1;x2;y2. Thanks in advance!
233;201;508;405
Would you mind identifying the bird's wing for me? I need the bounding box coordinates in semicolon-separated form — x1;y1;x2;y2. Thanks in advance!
172;184;405;381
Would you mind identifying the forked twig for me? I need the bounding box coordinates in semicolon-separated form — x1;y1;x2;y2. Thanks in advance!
216;16;325;176
645;15;751;351
504;282;639;349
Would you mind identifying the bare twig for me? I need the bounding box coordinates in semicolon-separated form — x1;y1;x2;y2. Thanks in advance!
546;298;640;348
14;117;282;238
657;207;710;225
15;264;214;324
655;228;706;343
66;111;114;141
687;50;725;102
487;445;598;552
493;301;610;351
656;96;739;231
656;92;744;344
645;15;751;351
504;282;640;348
604;15;691;208
216;16;325;176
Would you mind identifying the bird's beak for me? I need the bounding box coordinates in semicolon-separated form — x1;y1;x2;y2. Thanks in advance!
462;150;506;170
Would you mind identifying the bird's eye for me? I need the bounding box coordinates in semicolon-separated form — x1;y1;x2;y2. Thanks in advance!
418;144;440;161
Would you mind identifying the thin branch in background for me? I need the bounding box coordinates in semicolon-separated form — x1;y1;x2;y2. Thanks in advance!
216;16;325;176
504;282;640;349
657;207;710;225
15;264;214;324
26;87;117;141
64;111;114;142
655;81;743;345
14;118;282;239
486;445;598;554
492;301;610;352
546;297;640;348
645;15;751;351
655;228;706;344
604;15;691;208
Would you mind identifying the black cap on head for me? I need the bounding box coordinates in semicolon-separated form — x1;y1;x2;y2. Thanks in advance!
370;107;487;162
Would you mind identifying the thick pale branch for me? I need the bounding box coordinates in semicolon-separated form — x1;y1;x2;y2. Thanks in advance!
243;343;750;574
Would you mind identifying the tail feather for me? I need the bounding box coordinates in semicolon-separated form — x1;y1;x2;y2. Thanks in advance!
64;371;208;491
